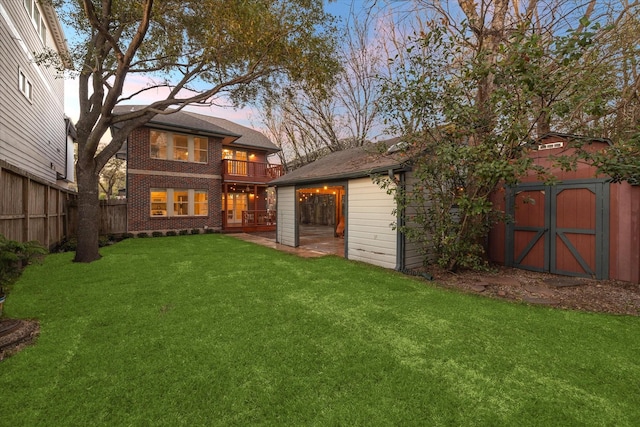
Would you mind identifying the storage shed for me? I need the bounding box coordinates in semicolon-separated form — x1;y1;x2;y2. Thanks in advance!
489;133;640;283
270;140;424;270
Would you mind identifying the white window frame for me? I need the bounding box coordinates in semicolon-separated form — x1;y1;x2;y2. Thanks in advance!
149;131;208;164
150;189;208;217
18;68;33;102
23;0;47;45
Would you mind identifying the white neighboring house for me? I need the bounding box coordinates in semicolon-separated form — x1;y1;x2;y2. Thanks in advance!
0;0;74;186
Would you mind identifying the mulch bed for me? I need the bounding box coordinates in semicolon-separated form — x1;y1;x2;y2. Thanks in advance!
0;319;40;362
428;266;640;316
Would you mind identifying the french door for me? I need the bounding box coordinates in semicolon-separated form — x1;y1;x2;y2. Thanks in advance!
225;193;248;224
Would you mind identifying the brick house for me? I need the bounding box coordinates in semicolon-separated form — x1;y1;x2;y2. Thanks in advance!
113;106;283;234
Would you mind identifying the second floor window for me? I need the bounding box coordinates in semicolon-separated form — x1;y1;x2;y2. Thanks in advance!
150;131;208;163
173;135;188;161
23;0;47;45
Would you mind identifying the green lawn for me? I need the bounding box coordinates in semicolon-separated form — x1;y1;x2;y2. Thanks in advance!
1;234;638;426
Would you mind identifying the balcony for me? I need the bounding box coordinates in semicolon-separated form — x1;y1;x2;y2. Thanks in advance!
222;160;284;183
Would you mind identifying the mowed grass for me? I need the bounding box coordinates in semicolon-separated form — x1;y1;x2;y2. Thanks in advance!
0;234;639;426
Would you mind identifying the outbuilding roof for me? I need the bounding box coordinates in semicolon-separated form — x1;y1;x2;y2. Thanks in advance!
270;138;411;186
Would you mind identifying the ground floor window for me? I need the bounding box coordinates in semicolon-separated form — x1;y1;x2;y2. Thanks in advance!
150;189;208;217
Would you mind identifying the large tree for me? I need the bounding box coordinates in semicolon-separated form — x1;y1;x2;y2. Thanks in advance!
53;0;339;262
378;0;640;270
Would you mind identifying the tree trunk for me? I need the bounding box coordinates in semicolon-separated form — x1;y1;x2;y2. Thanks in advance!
74;165;102;262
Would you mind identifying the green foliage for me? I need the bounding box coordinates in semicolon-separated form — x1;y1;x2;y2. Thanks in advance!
56;236;114;252
378;16;613;271
178;230;189;236
137;233;149;238
151;231;164;238
165;230;177;237
191;229;200;235
0;235;46;287
579;134;640;184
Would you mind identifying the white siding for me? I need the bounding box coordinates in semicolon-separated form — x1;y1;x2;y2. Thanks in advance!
0;0;67;185
276;186;297;247
347;177;398;269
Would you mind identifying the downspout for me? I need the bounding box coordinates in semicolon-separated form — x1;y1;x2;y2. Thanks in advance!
394;170;405;271
58;117;73;181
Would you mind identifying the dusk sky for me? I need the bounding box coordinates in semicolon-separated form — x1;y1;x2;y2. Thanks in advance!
63;0;366;131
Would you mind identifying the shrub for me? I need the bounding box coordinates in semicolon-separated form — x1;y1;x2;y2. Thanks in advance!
122;233;135;240
204;228;215;234
98;236;111;247
56;238;77;252
191;229;200;235
166;230;177;237
152;231;164;238
178;230;189;236
0;235;47;287
137;232;149;238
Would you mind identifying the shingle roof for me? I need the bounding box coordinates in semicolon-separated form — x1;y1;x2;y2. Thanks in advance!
113;106;240;139
270;138;411;186
183;112;279;153
113;106;279;152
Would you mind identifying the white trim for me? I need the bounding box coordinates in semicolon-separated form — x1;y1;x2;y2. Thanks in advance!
150;188;209;218
150;130;209;163
18;67;33;102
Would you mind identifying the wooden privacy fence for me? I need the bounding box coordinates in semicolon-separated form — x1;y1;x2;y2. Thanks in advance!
0;160;76;249
1;161;128;249
66;199;128;237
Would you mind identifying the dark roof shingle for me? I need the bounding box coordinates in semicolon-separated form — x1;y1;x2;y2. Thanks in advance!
270;138;410;186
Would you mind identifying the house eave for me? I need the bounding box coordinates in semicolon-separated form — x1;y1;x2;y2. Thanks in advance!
41;3;73;69
271;164;410;187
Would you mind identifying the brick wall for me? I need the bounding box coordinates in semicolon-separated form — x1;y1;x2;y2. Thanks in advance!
127;127;223;233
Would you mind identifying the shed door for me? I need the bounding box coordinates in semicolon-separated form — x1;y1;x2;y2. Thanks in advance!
506;181;609;279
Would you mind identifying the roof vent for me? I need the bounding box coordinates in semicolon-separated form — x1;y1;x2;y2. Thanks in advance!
538;141;564;150
387;141;409;154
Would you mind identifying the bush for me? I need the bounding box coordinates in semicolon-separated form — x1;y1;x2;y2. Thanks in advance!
166;230;177;237
191;229;200;235
204;228;215;234
137;232;149;238
56;238;77;252
152;231;164;238
178;230;189;236
98;236;111;247
0;235;46;287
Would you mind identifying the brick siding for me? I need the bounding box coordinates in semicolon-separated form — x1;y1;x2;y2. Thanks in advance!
126;127;223;233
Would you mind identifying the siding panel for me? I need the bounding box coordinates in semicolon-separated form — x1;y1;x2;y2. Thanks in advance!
0;0;67;185
276;186;296;246
347;177;397;269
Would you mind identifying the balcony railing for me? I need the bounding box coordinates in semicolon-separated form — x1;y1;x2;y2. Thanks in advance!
222;160;284;183
242;210;276;227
